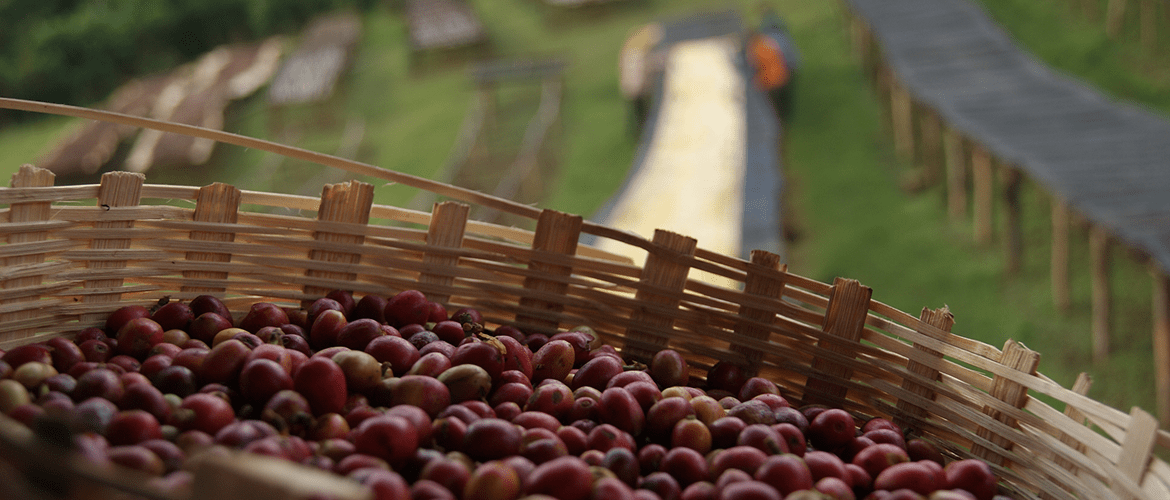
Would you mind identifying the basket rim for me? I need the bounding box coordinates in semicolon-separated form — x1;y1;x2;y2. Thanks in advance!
1;97;1168;500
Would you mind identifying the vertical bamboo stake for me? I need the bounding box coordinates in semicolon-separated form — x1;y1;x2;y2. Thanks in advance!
1090;226;1112;362
419;202;470;305
1052;197;1071;312
944;127;967;221
515;209;582;334
894;306;955;432
1111;407;1159;499
182;183;241;295
972;144;994;244
1057;374;1093;474
80;172;145;325
970;340;1041;467
1152;267;1170;425
891;81;914;162
1040;373;1092;500
1002;167;1023;276
732;250;788;376
805;278;873;408
623;230;696;363
1;165;56;339
919;108;943;186
303;180;374;305
1106;0;1129;39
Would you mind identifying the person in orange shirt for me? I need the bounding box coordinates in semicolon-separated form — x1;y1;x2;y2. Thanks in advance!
749;33;790;92
747;7;799;123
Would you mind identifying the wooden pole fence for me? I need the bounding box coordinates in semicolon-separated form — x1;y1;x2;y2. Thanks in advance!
972;143;994;245
1090;226;1112;363
943;126;968;221
1152;266;1170;425
1002;166;1023;276
1106;0;1129;38
841;1;1170;427
1052;197;1072;312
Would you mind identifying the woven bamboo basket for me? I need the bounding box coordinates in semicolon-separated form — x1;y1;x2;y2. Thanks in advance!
0;98;1167;500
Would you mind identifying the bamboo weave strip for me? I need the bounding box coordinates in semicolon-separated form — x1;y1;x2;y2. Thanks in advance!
0;99;1165;499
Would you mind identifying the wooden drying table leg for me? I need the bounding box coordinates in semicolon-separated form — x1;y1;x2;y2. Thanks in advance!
1052;197;1071;312
943;126;967;222
891;80;914;163
1106;0;1129;39
1090;226;1112;363
1140;0;1156;50
918;107;943;187
1152;268;1170;425
1002;167;1023;276
971;144;993;245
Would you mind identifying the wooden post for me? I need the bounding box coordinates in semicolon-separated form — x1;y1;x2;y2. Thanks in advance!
182;183;241;295
891;81;915;162
80;172;145;325
623;230;697;363
972;144;994;244
1052;198;1071;312
732;251;788;376
1090;226;1112;363
1140;0;1156;50
515;209;582;334
861;22;880;84
1153;267;1170;425
850;15;871;72
893;306;955;432
918;107;943;187
805;278;873;408
303;180;374;305
419;201;470;305
970;340;1041;467
1002;167;1023;276
1;165;56;340
1106;0;1129;38
944;127;967;221
875;64;893;117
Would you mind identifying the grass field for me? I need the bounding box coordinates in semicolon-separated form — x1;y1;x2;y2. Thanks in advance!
977;0;1170;112
0;0;1166;418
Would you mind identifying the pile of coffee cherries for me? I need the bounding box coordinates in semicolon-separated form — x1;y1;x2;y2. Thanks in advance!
0;289;1014;500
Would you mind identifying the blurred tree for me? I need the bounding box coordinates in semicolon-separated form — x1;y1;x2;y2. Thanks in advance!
0;0;373;117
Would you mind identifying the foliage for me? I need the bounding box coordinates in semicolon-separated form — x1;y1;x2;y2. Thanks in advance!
0;0;374;111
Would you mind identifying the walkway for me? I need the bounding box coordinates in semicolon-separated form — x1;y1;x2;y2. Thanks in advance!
592;11;784;289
